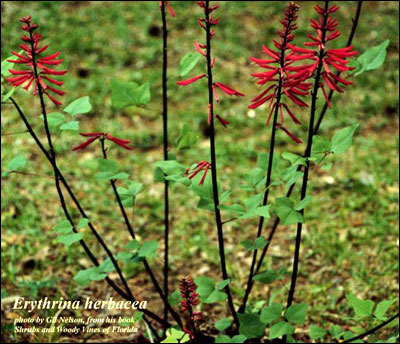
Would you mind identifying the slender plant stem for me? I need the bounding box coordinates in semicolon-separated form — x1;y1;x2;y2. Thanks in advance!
99;139;182;327
285;0;330;311
342;312;399;343
204;0;239;328
161;0;171;333
247;1;363;297
9;97;165;326
239;11;296;314
313;1;363;134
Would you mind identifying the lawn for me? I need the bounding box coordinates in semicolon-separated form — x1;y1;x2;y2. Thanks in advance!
1;1;399;343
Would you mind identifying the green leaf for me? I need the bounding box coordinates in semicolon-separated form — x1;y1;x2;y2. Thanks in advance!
282;152;306;166
57;233;83;246
269;321;294;339
195;276;216;298
260;303;284;324
111;79;151;108
138;240;159;258
59;121;80;131
245;193;263;211
374;299;397;320
312;136;331;154
98;258;115;273
254;270;277;284
176;123;199;150
309;325;327;340
117;180;143;207
255;205;271;219
161;328;190;343
125;239;140;251
1;57;14;77
205;289;227;303
219;204;246;215
238;313;265;339
347;294;374;318
77;218;89;230
330;124;359;154
294;196;313;211
53;220;73;234
215;318;232;332
40;112;66;128
95;159;129;180
168;290;181;306
216;335;247;343
3;155;26;176
217;279;230;290
64;96;92;116
179;52;201;77
355;39;390;76
285;303;307;325
329;324;345;339
155;160;186;176
274;197;304;225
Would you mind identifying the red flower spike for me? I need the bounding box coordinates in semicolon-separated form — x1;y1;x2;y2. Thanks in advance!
179;276;202;328
250;2;310;128
6;16;67;106
176;74;206;86
72;133;133;151
287;3;357;96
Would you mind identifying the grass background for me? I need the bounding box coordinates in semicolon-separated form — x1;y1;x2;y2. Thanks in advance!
1;1;399;343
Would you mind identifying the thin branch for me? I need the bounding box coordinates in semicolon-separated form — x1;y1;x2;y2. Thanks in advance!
285;0;330;312
161;0;171;333
99;139;182;328
342;313;399;343
205;0;239;328
239;7;297;314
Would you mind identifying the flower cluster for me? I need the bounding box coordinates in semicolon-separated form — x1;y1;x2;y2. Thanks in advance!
159;1;176;17
6;16;67;106
176;1;244;127
287;2;357;108
179;275;202;339
249;2;310;144
185;161;211;185
72;132;133;151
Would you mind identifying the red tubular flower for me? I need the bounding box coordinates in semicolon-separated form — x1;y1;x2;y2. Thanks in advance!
72;132;133;151
176;1;244;126
176;74;206;86
179;275;202;340
276;123;303;144
159;1;176;17
6;16;67;106
286;2;357;105
213;82;245;97
249;2;309;143
185;161;211;185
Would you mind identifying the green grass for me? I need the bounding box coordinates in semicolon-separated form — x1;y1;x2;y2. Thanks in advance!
1;1;399;343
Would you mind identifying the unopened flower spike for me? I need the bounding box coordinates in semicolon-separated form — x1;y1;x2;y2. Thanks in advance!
179;275;202;340
250;1;310;140
286;2;357;106
6;16;67;106
72;132;133;151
